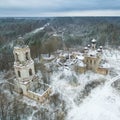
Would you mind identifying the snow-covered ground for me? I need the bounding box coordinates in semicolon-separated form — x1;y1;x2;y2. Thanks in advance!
103;49;120;74
0;72;5;84
1;48;120;120
67;84;120;120
49;49;120;120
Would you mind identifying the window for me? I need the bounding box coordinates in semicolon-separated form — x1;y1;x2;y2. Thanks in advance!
26;52;29;60
106;70;108;74
15;53;19;61
18;71;21;77
86;59;88;63
94;60;96;64
90;60;92;64
29;69;32;76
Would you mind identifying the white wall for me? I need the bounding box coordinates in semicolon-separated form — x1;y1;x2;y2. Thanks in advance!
14;62;35;79
13;46;31;62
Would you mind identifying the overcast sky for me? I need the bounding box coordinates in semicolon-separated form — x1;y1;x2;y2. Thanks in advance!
0;0;120;17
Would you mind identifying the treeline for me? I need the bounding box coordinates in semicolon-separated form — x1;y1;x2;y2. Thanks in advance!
26;31;63;58
0;18;51;71
0;18;50;46
51;17;120;47
0;17;120;71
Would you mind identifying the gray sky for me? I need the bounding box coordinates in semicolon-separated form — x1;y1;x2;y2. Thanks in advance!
0;0;120;17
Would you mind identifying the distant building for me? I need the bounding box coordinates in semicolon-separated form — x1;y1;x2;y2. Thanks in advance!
56;39;109;75
75;39;109;75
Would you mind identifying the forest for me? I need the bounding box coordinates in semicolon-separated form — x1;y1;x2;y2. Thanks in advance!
0;17;120;71
1;17;120;120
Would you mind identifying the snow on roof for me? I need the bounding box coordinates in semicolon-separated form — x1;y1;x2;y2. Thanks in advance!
88;44;90;47
76;55;84;60
76;59;86;67
97;49;101;52
87;50;98;57
91;39;96;43
100;62;110;68
78;61;86;67
100;46;103;49
84;47;88;50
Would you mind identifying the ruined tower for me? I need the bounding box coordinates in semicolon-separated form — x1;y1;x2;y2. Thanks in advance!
13;37;35;93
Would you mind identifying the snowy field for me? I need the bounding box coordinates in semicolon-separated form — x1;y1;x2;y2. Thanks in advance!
1;49;120;120
67;83;120;120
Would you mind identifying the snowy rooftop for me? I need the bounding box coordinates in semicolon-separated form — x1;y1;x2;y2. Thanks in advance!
100;62;110;68
76;60;86;67
91;38;96;43
84;47;102;58
86;49;99;57
76;55;84;60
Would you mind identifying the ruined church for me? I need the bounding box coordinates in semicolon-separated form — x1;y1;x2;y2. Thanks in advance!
13;37;51;103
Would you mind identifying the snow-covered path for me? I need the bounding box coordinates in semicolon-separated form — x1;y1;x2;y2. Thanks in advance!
24;22;49;38
67;77;120;120
105;75;120;86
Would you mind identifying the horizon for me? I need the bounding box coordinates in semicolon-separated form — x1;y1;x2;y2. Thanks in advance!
1;16;120;18
1;11;120;17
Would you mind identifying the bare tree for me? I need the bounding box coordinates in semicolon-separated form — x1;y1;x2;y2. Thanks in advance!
43;36;62;57
0;92;11;120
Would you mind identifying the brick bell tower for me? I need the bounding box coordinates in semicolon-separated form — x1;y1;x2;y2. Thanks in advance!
13;37;35;87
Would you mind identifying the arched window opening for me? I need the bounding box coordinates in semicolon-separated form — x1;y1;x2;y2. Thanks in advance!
18;71;21;77
86;59;88;63
29;69;32;76
15;53;19;61
94;60;96;65
26;52;29;60
19;88;23;94
90;60;92;64
106;70;108;74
